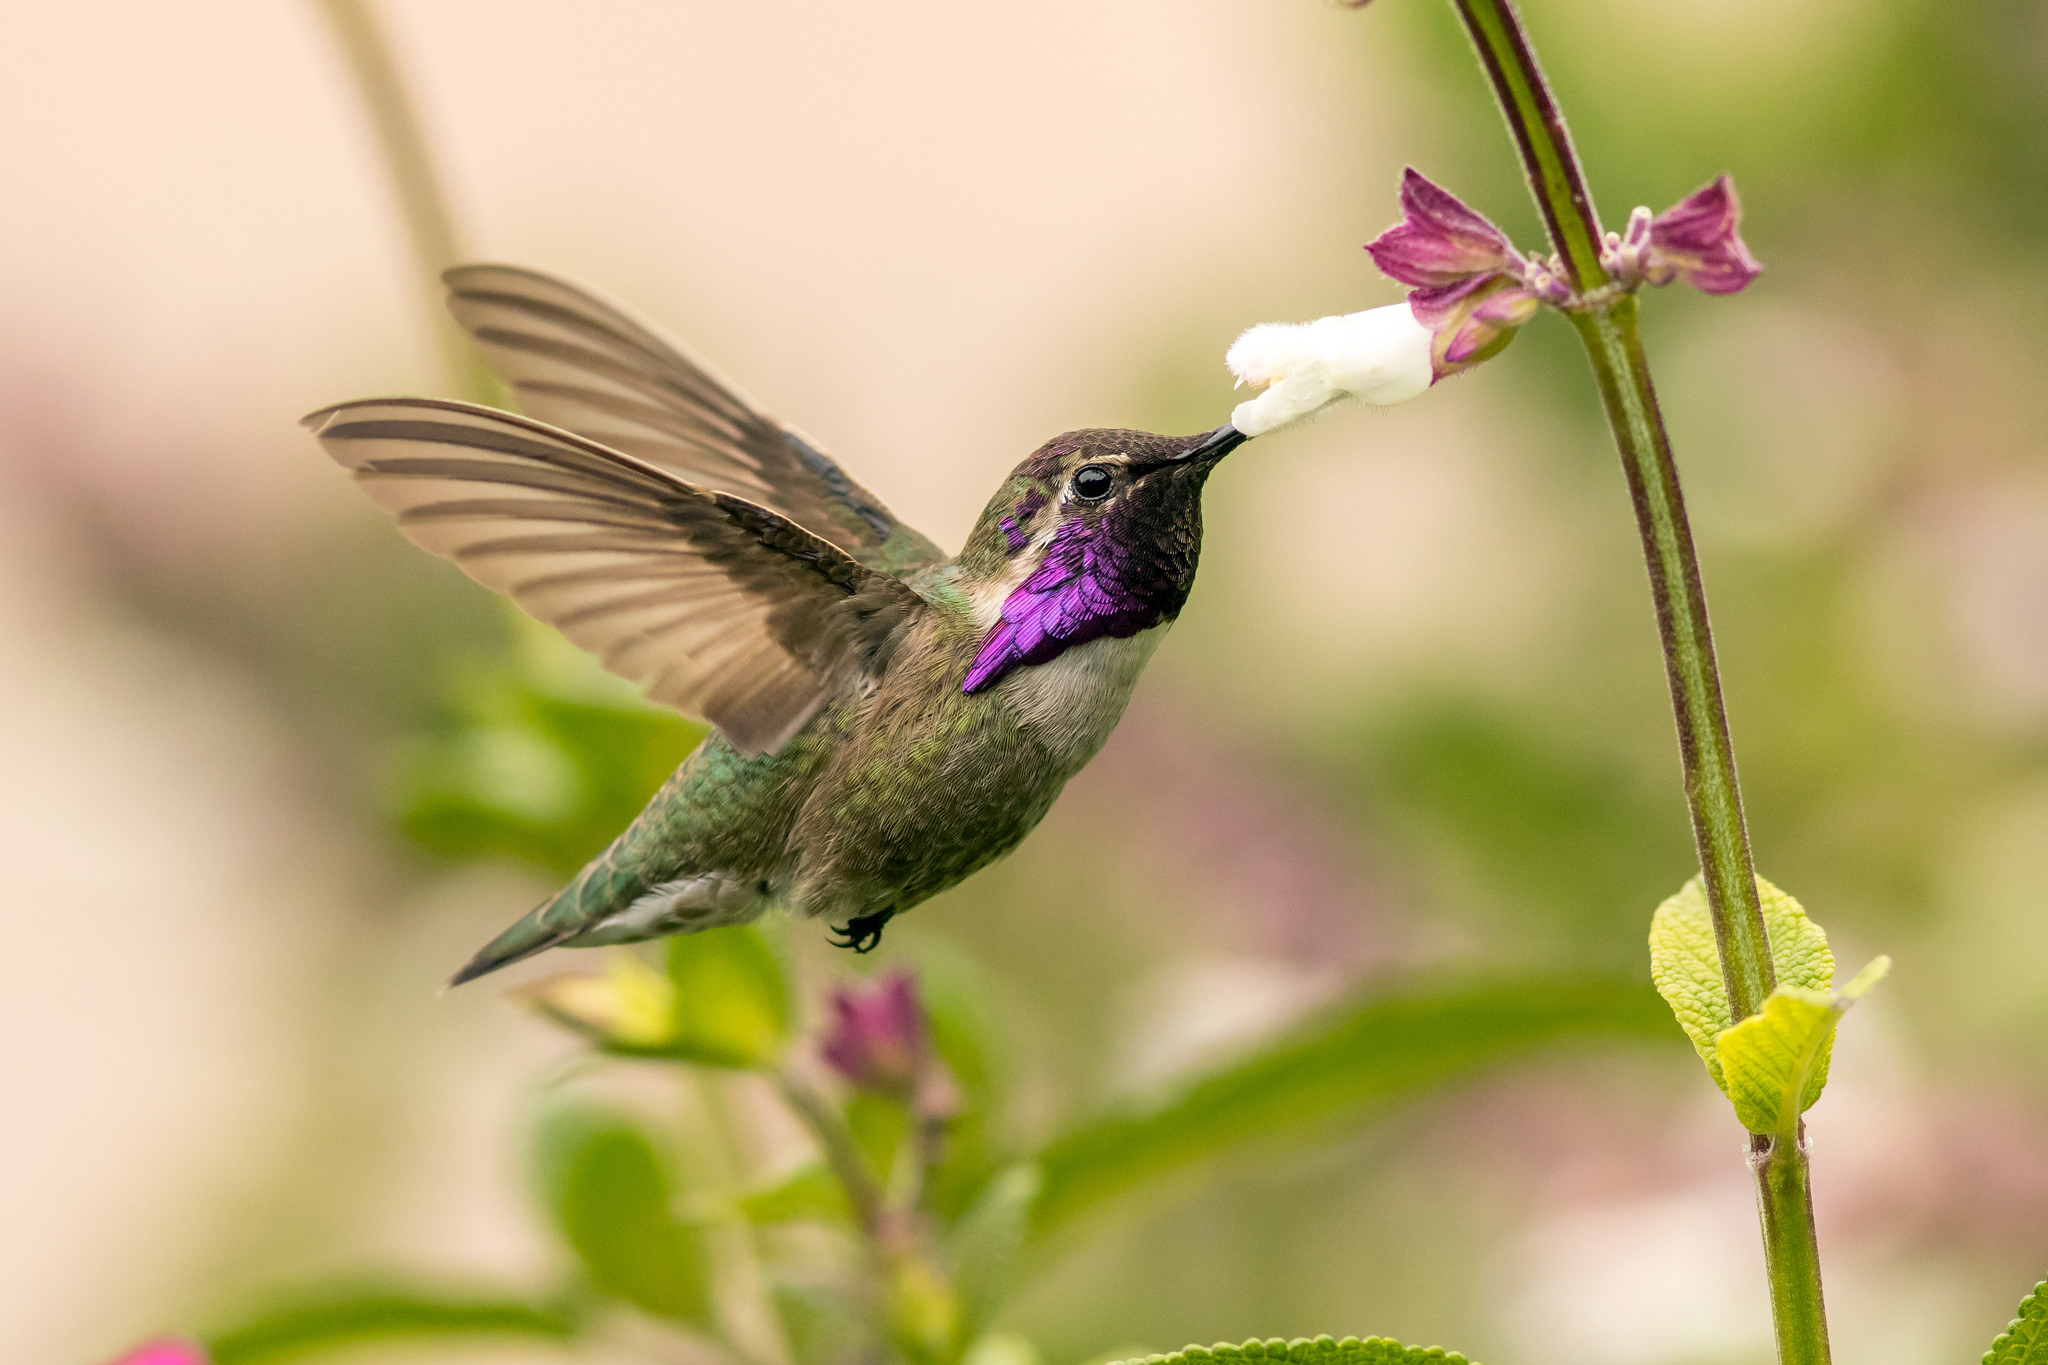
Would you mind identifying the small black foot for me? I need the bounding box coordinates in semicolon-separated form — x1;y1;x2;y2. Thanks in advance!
828;909;895;953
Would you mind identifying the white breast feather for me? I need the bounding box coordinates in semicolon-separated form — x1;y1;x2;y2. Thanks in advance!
999;625;1167;765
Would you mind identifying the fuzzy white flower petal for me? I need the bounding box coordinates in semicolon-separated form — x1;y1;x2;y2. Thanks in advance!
1225;304;1434;437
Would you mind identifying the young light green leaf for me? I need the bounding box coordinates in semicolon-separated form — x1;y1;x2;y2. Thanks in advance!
204;1289;580;1365
1985;1278;2048;1365
1649;875;1833;1089
533;1105;710;1323
665;925;790;1068
949;1163;1042;1333
1110;1334;1476;1365
1716;957;1889;1136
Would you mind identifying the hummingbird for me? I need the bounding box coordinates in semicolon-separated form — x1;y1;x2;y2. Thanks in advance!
305;265;1247;985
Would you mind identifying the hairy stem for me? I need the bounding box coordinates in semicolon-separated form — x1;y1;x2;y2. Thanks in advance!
1566;300;1774;1019
1753;1130;1832;1365
308;0;493;400
1441;2;1827;1362
1448;0;1607;292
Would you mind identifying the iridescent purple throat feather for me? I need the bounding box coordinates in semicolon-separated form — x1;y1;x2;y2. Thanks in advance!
962;513;1177;693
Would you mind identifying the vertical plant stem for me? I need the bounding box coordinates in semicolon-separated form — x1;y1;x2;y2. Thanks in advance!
1449;0;1607;291
1566;300;1774;1020
1754;1132;1832;1365
309;0;494;400
1439;2;1828;1363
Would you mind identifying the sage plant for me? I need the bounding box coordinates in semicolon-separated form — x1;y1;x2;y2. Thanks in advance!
92;3;2048;1364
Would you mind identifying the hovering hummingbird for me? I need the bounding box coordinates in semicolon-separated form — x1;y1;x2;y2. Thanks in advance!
305;265;1248;984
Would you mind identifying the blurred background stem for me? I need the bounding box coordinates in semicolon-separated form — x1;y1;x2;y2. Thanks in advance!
1444;1;1829;1362
777;1070;886;1236
308;0;495;401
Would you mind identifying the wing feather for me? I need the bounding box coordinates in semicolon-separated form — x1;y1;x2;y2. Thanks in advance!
443;263;946;573
305;397;926;755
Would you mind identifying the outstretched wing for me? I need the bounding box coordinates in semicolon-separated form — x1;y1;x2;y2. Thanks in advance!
442;264;946;575
305;398;926;756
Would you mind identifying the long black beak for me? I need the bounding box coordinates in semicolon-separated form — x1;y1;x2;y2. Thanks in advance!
1178;423;1248;463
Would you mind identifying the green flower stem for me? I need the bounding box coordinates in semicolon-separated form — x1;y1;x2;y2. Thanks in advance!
1565;299;1775;1021
1448;0;1607;292
308;0;495;401
1754;1132;1831;1365
776;1069;886;1236
1441;2;1828;1363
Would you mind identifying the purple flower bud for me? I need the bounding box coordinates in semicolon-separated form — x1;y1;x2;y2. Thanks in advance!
1604;175;1762;296
1367;168;1541;381
1409;274;1540;374
821;972;931;1099
1367;168;1519;288
105;1341;208;1365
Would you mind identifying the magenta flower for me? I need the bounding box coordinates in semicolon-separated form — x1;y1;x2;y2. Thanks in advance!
1606;174;1762;296
105;1341;207;1365
821;972;931;1099
1366;169;1543;379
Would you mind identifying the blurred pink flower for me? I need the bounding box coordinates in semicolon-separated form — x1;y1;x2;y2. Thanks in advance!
1367;168;1543;379
820;972;959;1117
106;1341;207;1365
821;972;929;1098
1606;174;1762;295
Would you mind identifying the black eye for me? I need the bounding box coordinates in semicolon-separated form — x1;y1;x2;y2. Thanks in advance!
1071;465;1114;501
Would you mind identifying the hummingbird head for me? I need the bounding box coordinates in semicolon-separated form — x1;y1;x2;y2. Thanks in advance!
957;424;1247;692
960;424;1246;578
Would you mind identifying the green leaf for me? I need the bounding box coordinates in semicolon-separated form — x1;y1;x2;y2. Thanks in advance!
533;1105;710;1323
203;1288;579;1365
1717;957;1889;1136
1649;875;1832;1089
1985;1278;2048;1365
391;670;705;879
665;925;790;1067
949;1163;1041;1333
1030;974;1672;1242
1109;1334;1476;1365
739;1163;853;1225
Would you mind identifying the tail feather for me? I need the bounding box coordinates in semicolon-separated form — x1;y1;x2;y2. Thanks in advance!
447;906;580;987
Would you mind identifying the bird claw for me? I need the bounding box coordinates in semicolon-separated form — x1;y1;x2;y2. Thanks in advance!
828;910;894;953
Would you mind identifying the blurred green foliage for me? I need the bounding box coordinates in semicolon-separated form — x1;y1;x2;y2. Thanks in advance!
533;1104;712;1323
663;926;793;1067
392;664;706;878
204;1290;580;1365
1030;975;1671;1243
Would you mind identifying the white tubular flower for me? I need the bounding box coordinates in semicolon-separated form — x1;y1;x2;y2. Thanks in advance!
1224;303;1434;438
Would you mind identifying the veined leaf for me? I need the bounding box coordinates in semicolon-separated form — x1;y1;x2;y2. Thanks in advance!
1110;1333;1476;1365
1648;875;1832;1090
204;1288;579;1365
1716;957;1889;1136
1985;1278;2048;1365
1030;974;1671;1242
